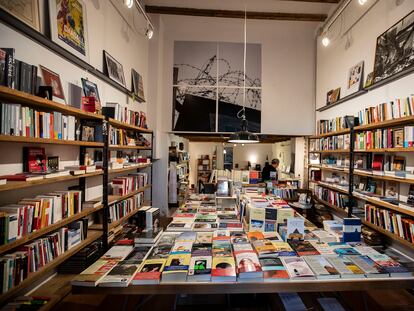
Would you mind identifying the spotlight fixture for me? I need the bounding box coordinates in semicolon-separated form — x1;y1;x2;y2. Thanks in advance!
146;28;154;39
321;34;330;47
125;0;134;9
358;0;367;5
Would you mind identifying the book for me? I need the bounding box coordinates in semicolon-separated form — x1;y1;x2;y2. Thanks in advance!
187;255;212;282
286;218;305;240
288;240;320;256
252;239;277;257
101;245;133;261
170;241;193;254
211;256;237;282
325;255;364;278
281;257;315;280
212;240;233;257
146;207;160;230
167;221;193;231
191;244;212;257
98;261;140;287
248;206;265;231
309;241;335;255
71;260;119;287
0;174;44;182
276;208;295;224
192;222;218;231
270;241;296;256
304;255;340;279
131;258;166;284
162;254;191;282
23;147;46;173
247;231;264;242
368;254;411;277
259;257;289;281
195;232;213;244
82;200;102;209
347;255;389;278
342;218;361;243
134;229;163;245
235;250;263;279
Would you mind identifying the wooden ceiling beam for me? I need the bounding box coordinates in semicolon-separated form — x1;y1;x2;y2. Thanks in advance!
278;0;339;3
145;6;327;22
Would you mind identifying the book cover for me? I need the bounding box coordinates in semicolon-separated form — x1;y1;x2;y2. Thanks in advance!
342;218;361;243
188;256;212;276
249;207;265;232
23;147;46;173
235;251;262;274
71;260;118;286
101;245;133;261
191;244;212;257
163;254;191;273
196;232;213;244
252;239;276;255
132;258;166;283
211;256;236;277
99;261;140;287
289;240;320;256
281;257;315;279
212;240;233;257
276;208;295;224
304;255;340;278
286;218;305;240
368;254;410;275
170;242;193;254
247;231;264;242
270;241;296;256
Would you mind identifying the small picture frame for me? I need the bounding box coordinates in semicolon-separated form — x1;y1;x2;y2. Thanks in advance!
47;155;59;171
81;78;101;103
39;65;65;104
103;50;126;87
364;72;374;88
131;69;145;102
347;61;364;95
326;87;341;105
0;0;41;31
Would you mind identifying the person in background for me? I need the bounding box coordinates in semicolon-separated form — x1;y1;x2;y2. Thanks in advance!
261;158;279;182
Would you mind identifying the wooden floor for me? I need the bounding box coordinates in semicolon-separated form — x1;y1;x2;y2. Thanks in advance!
51;290;414;311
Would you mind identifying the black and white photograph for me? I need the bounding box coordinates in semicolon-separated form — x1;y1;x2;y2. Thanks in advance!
131;69;145;102
373;10;414;84
103;50;126;87
81;78;100;103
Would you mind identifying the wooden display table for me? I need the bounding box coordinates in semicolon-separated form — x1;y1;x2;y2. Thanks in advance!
72;278;414;295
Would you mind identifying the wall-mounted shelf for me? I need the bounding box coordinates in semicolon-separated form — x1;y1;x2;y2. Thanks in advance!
108;185;152;206
316;90;367;112
362;220;414;250
313;196;348;217
108;118;152;133
0;135;104;147
310;128;350;139
309;149;350;154
108;164;152;175
108;145;152;150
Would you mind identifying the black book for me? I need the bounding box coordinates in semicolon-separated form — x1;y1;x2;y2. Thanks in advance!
0;49;7;86
14;59;21;91
0;260;5;293
1;48;15;88
81;218;88;239
102;106;116;119
31;65;38;94
0;216;5;245
20;61;32;94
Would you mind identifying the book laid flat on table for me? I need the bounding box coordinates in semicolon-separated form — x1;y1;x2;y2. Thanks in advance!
99;261;141;287
170;241;193;254
346;255;389;278
191;244;212;257
288;240;320;256
162;253;191;282
167;221;193;231
270;242;296;257
211;256;237;282
259;257;289;282
188;255;212;282
309;241;335;255
193;222;218;231
281;257;315;280
134;229;163;245
235;250;263;280
212;240;233;257
71;260;119;287
252;239;277;257
101;245;134;261
303;255;340;279
195;232;213;244
325;255;365;278
132;258;166;284
368;254;412;277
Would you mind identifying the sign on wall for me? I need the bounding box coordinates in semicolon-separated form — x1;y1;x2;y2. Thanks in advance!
172;41;262;132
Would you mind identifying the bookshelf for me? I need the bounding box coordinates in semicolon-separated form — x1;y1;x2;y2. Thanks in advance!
309;105;414;250
0;86;154;305
168;146;190;207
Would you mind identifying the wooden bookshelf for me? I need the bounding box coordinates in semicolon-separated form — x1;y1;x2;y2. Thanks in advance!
0;86;104;120
0;171;103;192
0;135;104;147
108;184;152;205
0;204;104;254
362;220;414;249
355;115;414;132
108;145;152;150
310;180;349;195
108;118;152;133
108;206;142;230
309;149;350;154
308;164;349;173
353;171;414;184
355;147;414;153
108;163;152;174
353;192;414;217
313;196;348;217
0;230;102;305
309;128;350;139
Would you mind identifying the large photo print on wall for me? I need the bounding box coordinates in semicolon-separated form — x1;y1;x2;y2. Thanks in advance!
172;41;262;133
103;50;126;87
373;10;414;84
49;0;89;61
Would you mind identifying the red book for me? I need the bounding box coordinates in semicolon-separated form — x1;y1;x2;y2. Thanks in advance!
372;154;384;171
23;147;46;173
0;174;44;181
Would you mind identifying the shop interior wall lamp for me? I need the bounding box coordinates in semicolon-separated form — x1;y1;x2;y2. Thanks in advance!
124;0;154;39
228;8;259;144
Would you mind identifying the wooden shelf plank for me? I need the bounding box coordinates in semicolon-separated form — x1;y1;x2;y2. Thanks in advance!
0;230;102;305
108;207;143;230
108;118;152;133
353;171;414;184
0;135;104;147
108;145;152;150
313;196;348;216
108;185;152;205
108;164;152;174
0;205;104;254
0;171;103;192
309;128;350;139
316;89;368;113
355;115;414;132
308;165;349;173
310;181;349;195
355;147;414;153
0;86;103;120
362;220;414;249
309;149;350;154
353;192;414;217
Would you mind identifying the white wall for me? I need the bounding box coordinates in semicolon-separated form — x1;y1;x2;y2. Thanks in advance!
316;0;414;122
0;0;151;204
232;144;273;169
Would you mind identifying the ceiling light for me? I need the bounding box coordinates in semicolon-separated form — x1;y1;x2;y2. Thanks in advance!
322;35;330;47
146;28;154;39
125;0;134;9
358;0;367;5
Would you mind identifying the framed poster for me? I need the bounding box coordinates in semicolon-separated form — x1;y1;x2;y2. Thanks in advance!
103;50;126;87
373;10;414;84
39;65;66;104
0;0;40;31
48;0;89;61
131;69;145;102
347;61;364;95
81;78;100;103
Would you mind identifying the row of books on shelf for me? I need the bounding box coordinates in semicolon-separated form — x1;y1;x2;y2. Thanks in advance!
111;173;148;196
310;135;350;151
0;190;85;245
109;126;150;147
365;204;414;244
354;126;414;150
109;193;145;223
314;185;349;209
315;95;414;135
103;103;147;129
0;220;88;294
0;103;77;140
357;96;414;126
72;228;412;287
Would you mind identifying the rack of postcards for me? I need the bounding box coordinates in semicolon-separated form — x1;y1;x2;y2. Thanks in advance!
308;95;414;251
0;86;153;304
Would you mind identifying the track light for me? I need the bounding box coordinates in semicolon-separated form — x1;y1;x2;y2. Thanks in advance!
358;0;367;5
146;28;154;39
125;0;134;8
321;34;330;47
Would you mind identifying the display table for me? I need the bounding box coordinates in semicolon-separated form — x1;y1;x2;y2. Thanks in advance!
72;277;414;295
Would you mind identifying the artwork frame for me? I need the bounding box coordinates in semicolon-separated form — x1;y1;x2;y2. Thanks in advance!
347;61;364;95
81;78;100;103
0;0;41;31
39;65;65;104
103;50;126;87
48;0;89;62
373;10;414;84
131;69;145;102
364;72;374;88
326;87;341;105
